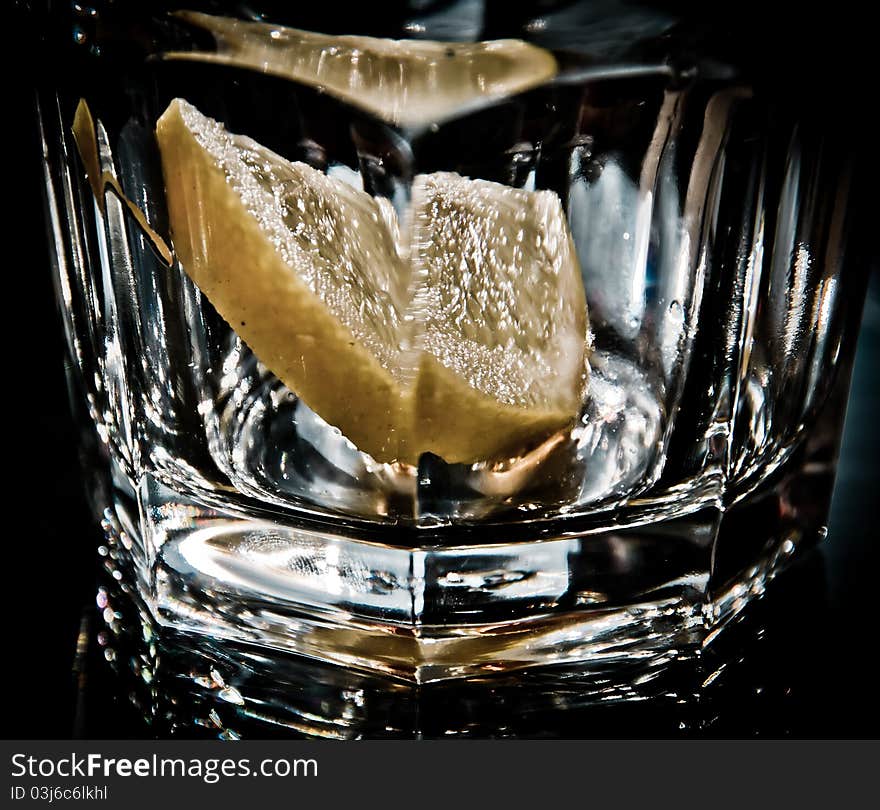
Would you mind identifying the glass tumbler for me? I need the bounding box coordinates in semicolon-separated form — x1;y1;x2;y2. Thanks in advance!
35;0;868;723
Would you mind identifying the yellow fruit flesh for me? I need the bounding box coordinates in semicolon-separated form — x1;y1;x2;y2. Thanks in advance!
406;173;588;463
158;100;408;460
157;99;588;465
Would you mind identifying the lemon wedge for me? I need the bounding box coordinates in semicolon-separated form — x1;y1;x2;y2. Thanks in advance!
164;11;558;128
407;173;588;462
157;99;409;460
157;99;588;464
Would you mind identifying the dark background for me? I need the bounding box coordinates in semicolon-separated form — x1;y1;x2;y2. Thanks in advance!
5;1;878;738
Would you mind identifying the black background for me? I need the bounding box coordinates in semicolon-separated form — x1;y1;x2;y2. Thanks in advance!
4;1;878;738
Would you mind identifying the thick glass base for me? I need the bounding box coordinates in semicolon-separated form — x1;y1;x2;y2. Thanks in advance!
86;424;841;737
99;437;828;689
92;545;834;738
92;501;818;739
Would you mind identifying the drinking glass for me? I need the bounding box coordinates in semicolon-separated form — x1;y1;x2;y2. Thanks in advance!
35;0;868;730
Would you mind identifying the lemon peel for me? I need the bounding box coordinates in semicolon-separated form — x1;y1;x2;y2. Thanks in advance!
164;11;558;128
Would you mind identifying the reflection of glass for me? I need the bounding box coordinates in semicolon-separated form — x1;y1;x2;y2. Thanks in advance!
90;529;837;738
39;1;867;701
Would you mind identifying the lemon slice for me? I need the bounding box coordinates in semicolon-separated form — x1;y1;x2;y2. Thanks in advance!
157;99;410;461
165;11;558;128
407;173;588;463
156;99;588;465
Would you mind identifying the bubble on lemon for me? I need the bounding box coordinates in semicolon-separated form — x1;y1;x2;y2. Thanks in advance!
156;99;588;465
164;11;558;128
